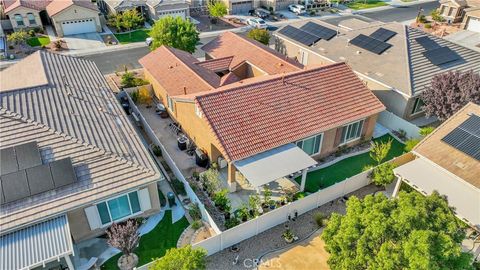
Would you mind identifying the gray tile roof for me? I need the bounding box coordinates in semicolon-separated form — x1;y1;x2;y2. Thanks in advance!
0;51;161;233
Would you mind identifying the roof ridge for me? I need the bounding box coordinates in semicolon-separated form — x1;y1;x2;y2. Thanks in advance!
404;25;415;96
0;108;154;173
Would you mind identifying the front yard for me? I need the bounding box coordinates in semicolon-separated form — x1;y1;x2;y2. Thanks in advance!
101;210;189;270
296;134;405;193
114;29;151;44
27;36;50;47
346;0;387;10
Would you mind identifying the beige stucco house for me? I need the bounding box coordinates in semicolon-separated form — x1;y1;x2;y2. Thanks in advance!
2;0;102;37
438;0;480;32
97;0;190;21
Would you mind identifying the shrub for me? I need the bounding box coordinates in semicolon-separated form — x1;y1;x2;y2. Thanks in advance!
150;245;207;270
424;23;432;29
189;203;202;220
262;187;272;205
404;138;420;152
419;126;435;136
237;204;250;221
371;162;396;187
225;218;240;229
248;194;261;217
418;14;427;23
202;168;220;195
121;71;136;87
158;189;166;207
106;219;140;256
431;10;444;22
130;90;139;103
28;29;35;37
191;220;202;230
172;178;186;196
293;192;306;201
246;28;270;45
151;145;162;157
369;139;392;165
213;188;230;211
314;212;325;227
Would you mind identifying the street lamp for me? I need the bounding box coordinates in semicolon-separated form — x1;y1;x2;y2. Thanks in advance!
416;7;425;24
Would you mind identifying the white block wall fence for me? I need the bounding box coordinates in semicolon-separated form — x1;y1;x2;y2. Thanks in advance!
377;111;421;139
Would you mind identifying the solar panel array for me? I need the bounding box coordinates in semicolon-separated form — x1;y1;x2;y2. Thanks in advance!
350;34;392;55
442;115;480;161
415;36;440;50
0;142;77;204
300;22;337;41
278;25;320;46
423;46;461;66
369;28;397;42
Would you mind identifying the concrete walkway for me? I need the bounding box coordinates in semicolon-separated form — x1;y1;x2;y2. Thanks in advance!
45;26;57;41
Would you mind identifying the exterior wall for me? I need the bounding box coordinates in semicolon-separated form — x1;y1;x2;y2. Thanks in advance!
403;96;426;121
462;12;480;30
275;36;334;67
152;3;190;20
67;182;160;243
50;5;102;37
439;4;464;22
6;7;42;30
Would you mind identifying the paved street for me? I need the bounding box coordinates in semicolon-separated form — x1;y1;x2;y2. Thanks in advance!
361;1;439;22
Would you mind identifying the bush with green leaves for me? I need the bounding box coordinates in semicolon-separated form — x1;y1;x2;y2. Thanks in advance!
420;126;435;136
248;194;261;217
404;138;421;152
202;168;221;195
213;188;230;211
191;220;202;230
189;203;202;221
247;29;270;45
108;9;144;33
208;1;228;19
314;212;326;228
121;71;149;88
130;90;139;103
431;10;444;22
262;186;272;205
371;162;396;187
369;139;392;165
7;30;29;46
237;203;250;221
225;218;240;229
151;145;163;157
172;178;186;196
150;245;207;270
149;16;199;53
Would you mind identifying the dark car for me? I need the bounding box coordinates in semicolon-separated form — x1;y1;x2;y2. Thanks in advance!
254;9;269;19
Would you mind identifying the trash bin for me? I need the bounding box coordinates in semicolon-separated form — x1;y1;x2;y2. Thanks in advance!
167;192;176;207
177;136;187;151
195;148;208;167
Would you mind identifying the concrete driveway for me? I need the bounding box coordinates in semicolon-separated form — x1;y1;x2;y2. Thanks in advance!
63;32;106;51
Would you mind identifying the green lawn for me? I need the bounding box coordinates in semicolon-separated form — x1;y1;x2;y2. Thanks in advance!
346;0;387;10
114;29;151;44
295;134;405;193
101;210;189;270
27;36;50;47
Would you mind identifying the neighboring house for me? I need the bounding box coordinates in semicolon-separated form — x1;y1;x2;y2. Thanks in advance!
462;7;480;32
97;0;190;21
439;0;468;23
140;32;384;193
392;102;480;232
1;0;102;36
274;19;480;126
0;51;163;269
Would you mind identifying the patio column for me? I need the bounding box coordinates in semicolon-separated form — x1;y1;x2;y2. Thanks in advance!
227;163;237;192
392;177;403;198
64;255;75;270
300;168;308;192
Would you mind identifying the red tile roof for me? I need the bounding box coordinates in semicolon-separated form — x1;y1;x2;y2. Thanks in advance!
4;0;51;13
195;56;233;72
196;63;385;161
139;46;220;96
201;32;303;75
46;0;98;16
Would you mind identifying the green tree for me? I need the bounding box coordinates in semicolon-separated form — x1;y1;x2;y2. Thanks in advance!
371;162;396;187
149;16;199;53
108;13;123;32
7;30;29;46
208;1;228;23
150;245;207;270
369;139;392;165
247;29;270;45
122;9;144;37
322;192;473;270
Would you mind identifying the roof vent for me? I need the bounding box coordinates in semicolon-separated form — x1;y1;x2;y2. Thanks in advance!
356;51;361;55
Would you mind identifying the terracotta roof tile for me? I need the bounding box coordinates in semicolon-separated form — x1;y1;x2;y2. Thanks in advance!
201;32;303;75
139;46;220;96
195;56;233;72
46;0;98;16
196;63;385;161
4;0;51;13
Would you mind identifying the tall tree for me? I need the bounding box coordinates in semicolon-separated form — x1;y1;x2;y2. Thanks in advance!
108;13;123;32
322;192;473;270
107;219;140;268
247;29;270;45
122;9;144;37
422;70;480;121
149;16;199;53
208;1;228;23
369;139;392;165
149;245;207;270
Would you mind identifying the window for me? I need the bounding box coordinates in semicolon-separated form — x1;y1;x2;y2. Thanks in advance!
296;133;323;155
340;119;364;144
167;96;174;112
14;14;24;26
27;13;35;25
96;192;142;225
411;97;424;115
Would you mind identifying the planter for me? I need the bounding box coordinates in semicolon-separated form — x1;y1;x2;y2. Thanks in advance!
284;237;294;244
118;253;138;270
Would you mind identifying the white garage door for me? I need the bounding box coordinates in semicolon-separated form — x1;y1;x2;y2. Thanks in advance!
61;18;96;36
158;9;186;20
467;17;480;33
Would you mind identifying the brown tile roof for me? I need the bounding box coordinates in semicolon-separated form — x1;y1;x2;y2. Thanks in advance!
139;46;220;96
201;32;303;75
195;56;233;72
4;0;51;13
196;62;385;161
220;72;240;86
413;102;480;189
46;0;98;16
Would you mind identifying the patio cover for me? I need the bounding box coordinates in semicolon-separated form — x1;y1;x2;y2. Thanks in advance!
0;215;74;270
394;158;480;228
233;143;317;188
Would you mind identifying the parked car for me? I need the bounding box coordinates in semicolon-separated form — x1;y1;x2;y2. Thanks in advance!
254;9;269;19
146;37;153;46
247;18;268;29
288;4;306;14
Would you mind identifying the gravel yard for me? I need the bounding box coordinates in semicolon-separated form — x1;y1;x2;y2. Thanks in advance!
206;184;380;270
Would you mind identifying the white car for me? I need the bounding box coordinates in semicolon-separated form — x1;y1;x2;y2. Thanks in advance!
247;18;268;29
146;37;153;46
288;4;306;14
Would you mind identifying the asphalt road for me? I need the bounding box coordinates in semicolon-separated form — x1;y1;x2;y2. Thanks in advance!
86;1;440;75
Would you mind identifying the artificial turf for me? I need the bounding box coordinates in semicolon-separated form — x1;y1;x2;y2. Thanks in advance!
101;210;189;269
27;36;50;47
295;134;405;193
114;29;151;44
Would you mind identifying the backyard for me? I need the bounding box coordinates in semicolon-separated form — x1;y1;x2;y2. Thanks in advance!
346;0;387;10
114;29;151;44
101;210;189;270
27;36;50;47
296;134;405;193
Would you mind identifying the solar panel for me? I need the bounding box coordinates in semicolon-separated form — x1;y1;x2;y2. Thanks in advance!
423;46;461;66
369;28;397;42
278;25;320;46
300;22;337;41
415;36;440;50
442;115;480;161
26;164;55;195
1;147;18;175
1;171;30;203
50;158;77;188
15;141;42;170
350;34;392;55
